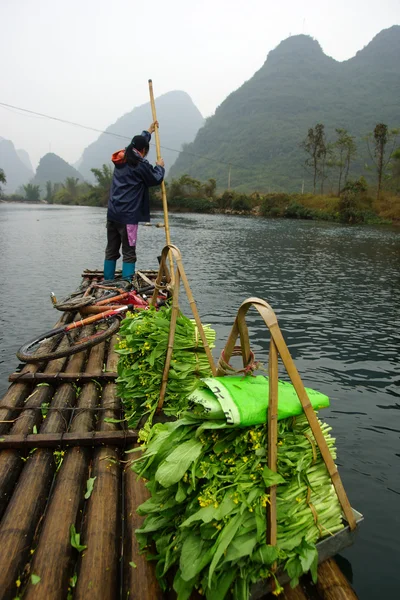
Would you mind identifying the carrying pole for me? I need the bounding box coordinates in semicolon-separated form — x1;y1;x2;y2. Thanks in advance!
148;79;174;281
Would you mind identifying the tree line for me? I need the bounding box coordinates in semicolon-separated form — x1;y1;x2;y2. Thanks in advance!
301;122;399;199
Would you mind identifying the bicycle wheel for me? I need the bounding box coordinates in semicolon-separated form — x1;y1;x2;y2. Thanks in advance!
54;295;97;312
16;317;121;363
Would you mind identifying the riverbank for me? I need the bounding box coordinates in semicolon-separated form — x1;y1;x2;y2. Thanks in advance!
159;191;399;225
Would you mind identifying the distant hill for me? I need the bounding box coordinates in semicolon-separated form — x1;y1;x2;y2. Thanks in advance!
0;138;34;193
78;90;204;182
169;26;400;192
32;153;84;191
17;149;33;172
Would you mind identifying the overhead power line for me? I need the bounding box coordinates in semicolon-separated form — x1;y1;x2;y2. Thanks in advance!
0;101;246;171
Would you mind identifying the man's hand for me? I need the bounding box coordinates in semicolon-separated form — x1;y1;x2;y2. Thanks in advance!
156;158;165;168
148;121;159;134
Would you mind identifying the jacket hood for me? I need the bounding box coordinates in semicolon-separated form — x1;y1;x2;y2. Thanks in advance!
111;149;126;165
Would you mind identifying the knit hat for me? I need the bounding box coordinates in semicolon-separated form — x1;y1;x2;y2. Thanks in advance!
131;135;149;152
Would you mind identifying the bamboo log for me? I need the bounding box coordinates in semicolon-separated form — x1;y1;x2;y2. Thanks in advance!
24;388;98;600
0;430;137;448
124;454;163;600
315;558;358;600
75;335;122;600
148;79;174;280
276;582;310;599
0;312;71;435
0;329;92;597
0;339;71;520
8;372;117;383
23;333;110;600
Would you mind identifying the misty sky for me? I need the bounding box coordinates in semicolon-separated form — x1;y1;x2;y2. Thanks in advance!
1;0;399;169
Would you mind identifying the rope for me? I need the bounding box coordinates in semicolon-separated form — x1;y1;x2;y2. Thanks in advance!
217;345;260;376
306;487;324;536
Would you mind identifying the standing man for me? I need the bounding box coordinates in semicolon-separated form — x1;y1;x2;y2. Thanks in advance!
104;121;165;280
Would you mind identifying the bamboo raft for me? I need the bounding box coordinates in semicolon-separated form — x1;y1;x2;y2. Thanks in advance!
0;269;360;600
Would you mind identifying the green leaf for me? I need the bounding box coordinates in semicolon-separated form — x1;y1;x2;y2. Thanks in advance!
180;534;214;581
181;504;217;527
136;514;170;534
207;569;237;600
286;555;303;588
70;524;87;553
37;383;49;387
32;425;38;435
173;569;195;600
155;438;203;487
84;476;96;500
298;539;318;577
254;544;279;565
104;417;126;423
31;574;41;585
224;532;257;562
278;531;304;551
175;481;187;503
262;465;285;487
208;511;245;586
129;561;137;569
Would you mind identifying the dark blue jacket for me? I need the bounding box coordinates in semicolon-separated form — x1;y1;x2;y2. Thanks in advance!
107;131;165;225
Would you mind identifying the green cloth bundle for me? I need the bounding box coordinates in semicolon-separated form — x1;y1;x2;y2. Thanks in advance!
189;375;330;426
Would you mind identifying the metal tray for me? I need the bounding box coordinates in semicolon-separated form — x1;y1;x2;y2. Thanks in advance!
250;508;364;599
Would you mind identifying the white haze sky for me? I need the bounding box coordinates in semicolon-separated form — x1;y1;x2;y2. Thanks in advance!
0;0;399;168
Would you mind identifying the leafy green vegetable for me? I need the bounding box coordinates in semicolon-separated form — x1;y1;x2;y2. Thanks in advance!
84;476;96;500
70;524;87;553
132;413;343;598
115;306;215;428
31;574;41;585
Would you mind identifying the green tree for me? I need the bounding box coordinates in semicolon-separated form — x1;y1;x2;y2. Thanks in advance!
81;164;113;207
204;178;217;199
54;177;82;204
23;183;41;201
301;124;327;194
388;148;400;193
330;129;357;194
0;168;6;196
45;180;55;204
366;124;399;200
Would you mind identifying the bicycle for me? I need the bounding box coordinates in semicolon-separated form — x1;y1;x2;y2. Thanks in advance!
16;282;168;363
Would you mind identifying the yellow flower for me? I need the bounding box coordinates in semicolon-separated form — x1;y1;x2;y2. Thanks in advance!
16;579;21;588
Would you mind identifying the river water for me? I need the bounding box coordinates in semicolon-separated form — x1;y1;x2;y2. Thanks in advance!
0;203;399;598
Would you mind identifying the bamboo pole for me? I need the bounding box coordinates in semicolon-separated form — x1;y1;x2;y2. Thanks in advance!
150;244;217;410
267;338;279;546
148;79;174;280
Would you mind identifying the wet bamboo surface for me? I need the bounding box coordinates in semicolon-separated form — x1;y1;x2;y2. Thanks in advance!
0;279;358;600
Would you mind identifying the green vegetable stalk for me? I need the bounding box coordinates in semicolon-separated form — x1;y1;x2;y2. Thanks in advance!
115;305;216;427
132;413;344;599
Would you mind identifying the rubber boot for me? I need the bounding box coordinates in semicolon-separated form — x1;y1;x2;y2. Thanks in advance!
122;262;135;280
103;259;116;281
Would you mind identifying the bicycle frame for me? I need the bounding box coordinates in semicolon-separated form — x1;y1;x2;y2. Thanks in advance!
79;292;148;315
